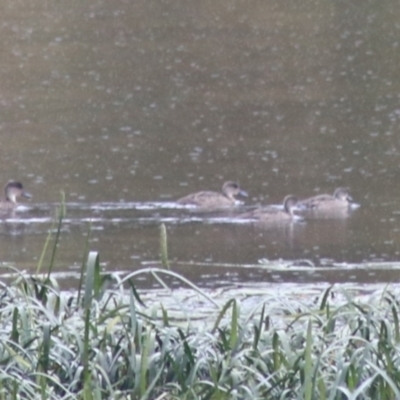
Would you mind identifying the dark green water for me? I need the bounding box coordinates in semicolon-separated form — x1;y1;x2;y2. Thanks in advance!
1;0;400;288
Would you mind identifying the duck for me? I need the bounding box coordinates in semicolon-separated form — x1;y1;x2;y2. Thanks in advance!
299;187;353;211
239;195;300;223
0;181;32;210
177;181;248;208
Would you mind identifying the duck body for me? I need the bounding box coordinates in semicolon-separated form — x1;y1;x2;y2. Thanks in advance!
239;195;299;223
0;181;31;210
299;188;353;211
177;181;248;208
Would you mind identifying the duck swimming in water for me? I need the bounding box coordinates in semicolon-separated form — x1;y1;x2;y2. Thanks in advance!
239;195;300;223
177;181;248;208
0;181;32;210
299;187;353;211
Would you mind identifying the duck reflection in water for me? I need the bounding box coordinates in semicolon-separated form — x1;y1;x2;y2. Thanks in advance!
238;195;301;224
0;181;32;211
177;181;248;208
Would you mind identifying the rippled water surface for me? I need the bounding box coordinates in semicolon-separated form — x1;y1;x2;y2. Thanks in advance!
1;0;400;289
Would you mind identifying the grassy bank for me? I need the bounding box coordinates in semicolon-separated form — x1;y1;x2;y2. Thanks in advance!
1;216;400;399
2;262;400;399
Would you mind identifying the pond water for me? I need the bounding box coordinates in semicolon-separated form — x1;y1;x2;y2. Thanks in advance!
1;0;400;289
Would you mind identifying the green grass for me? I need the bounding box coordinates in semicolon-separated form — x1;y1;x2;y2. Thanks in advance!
3;261;400;399
0;209;399;398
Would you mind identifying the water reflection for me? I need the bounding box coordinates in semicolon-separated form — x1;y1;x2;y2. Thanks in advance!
1;194;400;290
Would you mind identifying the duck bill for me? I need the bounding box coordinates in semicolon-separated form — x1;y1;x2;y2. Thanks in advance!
239;190;248;198
294;203;308;211
22;191;32;199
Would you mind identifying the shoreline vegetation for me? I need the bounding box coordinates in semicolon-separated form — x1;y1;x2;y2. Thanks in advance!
1;209;400;399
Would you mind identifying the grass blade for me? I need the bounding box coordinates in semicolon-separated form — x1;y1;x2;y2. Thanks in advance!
160;223;170;269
